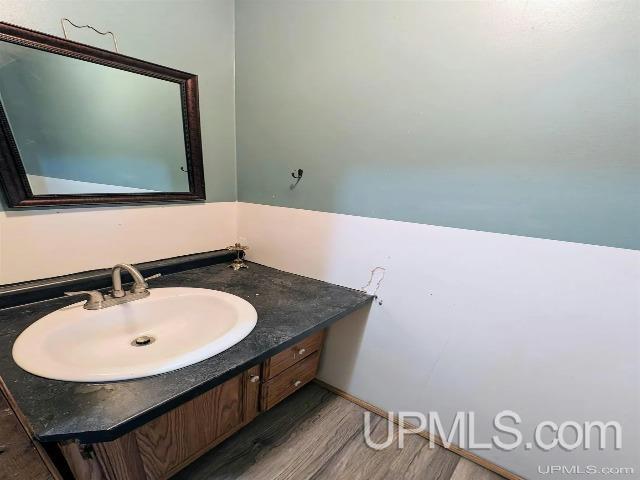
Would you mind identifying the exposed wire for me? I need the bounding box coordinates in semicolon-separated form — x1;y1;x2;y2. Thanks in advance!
361;266;386;303
60;18;119;53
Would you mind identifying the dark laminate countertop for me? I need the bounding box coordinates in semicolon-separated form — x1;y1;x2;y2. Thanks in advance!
0;262;372;443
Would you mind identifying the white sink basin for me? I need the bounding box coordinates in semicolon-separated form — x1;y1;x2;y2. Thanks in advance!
12;287;257;382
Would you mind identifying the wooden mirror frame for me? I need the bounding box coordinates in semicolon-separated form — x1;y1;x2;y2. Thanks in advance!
0;22;205;208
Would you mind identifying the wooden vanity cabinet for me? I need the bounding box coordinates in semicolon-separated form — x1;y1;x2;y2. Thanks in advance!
59;330;325;480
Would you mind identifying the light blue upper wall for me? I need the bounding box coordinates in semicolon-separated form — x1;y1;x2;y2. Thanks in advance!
0;0;236;204
235;1;640;250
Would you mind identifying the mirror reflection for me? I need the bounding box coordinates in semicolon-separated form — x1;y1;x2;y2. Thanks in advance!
0;41;190;195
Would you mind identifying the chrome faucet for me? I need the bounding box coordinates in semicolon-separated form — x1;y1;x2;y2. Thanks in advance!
111;263;149;297
65;263;160;310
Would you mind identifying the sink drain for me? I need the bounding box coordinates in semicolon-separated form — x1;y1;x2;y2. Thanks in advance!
131;335;155;347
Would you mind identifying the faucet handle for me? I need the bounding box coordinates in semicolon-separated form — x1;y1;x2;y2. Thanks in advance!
129;272;161;294
64;290;103;298
64;290;104;310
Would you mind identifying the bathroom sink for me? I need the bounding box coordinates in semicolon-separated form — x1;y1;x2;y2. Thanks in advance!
12;287;257;382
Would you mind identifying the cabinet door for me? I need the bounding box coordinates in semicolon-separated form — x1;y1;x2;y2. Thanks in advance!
133;371;256;480
0;392;53;480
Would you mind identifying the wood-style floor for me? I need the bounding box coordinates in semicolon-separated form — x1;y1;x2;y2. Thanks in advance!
172;383;506;480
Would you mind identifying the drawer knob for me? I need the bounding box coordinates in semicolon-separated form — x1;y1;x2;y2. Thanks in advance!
293;380;302;387
250;375;260;383
297;348;306;355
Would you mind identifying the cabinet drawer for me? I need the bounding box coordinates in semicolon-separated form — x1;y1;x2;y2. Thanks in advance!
262;330;324;380
260;351;320;411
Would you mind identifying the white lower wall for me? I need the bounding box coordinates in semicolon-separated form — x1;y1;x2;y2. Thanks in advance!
0;202;237;284
238;202;640;480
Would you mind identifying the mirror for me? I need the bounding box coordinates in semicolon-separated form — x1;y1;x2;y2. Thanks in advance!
0;22;205;207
